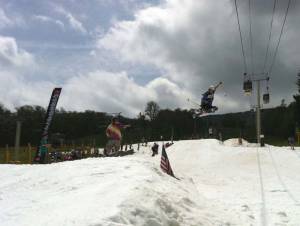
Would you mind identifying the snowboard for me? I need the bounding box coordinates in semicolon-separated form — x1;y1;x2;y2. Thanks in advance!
192;106;218;117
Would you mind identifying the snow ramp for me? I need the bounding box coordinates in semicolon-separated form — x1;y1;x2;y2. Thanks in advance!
1;139;300;225
166;139;300;226
0;147;237;226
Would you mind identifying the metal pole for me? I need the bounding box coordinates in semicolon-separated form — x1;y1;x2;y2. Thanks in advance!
5;144;9;163
194;119;196;138
14;121;21;162
256;80;261;144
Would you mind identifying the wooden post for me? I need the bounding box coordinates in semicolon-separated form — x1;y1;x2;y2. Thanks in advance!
28;143;32;164
14;121;21;162
5;144;9;163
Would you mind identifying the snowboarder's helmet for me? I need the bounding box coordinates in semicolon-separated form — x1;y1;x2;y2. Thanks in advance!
209;85;215;90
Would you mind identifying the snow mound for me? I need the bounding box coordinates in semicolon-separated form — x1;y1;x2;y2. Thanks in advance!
0;154;234;226
2;139;300;225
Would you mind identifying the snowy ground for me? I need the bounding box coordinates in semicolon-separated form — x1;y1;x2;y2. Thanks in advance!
1;139;300;226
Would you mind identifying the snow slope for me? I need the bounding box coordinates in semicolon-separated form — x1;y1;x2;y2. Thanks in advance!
1;139;300;226
167;139;300;226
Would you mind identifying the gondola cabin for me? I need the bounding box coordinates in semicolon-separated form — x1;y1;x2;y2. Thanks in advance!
263;93;270;104
243;80;252;95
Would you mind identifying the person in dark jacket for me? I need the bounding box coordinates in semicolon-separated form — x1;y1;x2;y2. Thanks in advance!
151;143;159;157
288;136;295;150
201;82;222;112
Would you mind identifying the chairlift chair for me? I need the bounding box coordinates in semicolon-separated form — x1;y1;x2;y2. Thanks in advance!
243;80;253;95
263;79;270;104
263;93;270;104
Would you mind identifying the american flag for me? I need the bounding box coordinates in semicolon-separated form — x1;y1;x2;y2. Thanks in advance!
160;145;175;177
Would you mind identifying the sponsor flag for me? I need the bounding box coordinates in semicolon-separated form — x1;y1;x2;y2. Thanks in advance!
34;88;62;163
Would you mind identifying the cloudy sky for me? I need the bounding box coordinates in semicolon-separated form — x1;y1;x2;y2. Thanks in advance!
0;0;299;117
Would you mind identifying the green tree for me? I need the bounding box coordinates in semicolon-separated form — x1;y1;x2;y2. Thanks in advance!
145;101;160;121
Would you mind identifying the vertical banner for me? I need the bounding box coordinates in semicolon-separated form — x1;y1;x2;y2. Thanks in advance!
34;88;62;163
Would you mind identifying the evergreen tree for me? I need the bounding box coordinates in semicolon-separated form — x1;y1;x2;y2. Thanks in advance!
145;101;160;121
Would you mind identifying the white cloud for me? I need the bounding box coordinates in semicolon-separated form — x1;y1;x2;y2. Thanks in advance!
60;70;194;116
66;13;86;34
98;0;299;112
0;8;13;29
33;15;65;29
0;36;35;68
55;7;87;34
0;68;194;117
0;8;25;29
1;0;297;115
0;36;40;108
97;0;243;110
0;71;55;109
146;77;193;109
60;71;152;116
99;0;235;79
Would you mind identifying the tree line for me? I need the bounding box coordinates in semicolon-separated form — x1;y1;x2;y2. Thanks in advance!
0;73;299;147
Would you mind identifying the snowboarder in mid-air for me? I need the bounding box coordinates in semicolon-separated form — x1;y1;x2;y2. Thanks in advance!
198;82;222;115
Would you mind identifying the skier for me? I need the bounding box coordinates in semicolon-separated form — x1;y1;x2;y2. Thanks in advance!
104;116;130;156
200;82;222;113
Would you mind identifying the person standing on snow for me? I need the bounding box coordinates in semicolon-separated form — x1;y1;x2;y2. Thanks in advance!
151;142;159;157
288;136;295;150
104;117;130;156
201;82;222;112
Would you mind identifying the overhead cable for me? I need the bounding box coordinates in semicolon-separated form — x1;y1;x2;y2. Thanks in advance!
262;0;277;74
268;0;292;75
234;0;248;74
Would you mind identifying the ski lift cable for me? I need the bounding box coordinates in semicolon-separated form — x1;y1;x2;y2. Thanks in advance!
262;0;277;74
255;147;267;226
234;0;248;74
268;0;292;76
248;0;254;76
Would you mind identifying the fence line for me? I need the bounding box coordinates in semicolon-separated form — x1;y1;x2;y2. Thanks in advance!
0;144;100;164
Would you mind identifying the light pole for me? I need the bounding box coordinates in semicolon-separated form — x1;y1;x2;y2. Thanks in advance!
256;80;261;144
